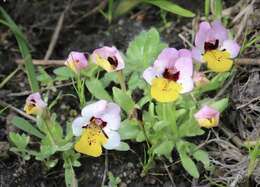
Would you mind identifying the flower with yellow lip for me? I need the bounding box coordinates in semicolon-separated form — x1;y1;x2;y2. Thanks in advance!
92;46;125;72
64;51;88;74
24;93;47;115
194;106;220;128
192;21;240;72
143;48;194;102
72;100;121;157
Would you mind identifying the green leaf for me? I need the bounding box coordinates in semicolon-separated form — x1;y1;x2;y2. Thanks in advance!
114;0;143;17
177;145;200;178
53;67;74;80
144;0;195;17
9;132;29;149
179;119;205;137
153;140;174;157
209;98;229;113
193;149;210;169
126;28;167;73
196;72;230;94
112;87;135;113
119;120;141;140
85;79;112;101
114;142;130;151
11;116;44;139
0;7;39;91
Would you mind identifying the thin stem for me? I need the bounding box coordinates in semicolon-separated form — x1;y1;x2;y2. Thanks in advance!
117;70;127;92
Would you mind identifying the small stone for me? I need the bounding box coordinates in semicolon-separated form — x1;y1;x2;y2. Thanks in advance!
127;162;134;168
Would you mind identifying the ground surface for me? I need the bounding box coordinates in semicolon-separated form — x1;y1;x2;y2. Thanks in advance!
0;0;259;187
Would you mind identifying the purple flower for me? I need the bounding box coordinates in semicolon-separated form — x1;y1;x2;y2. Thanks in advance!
65;51;88;73
143;48;194;102
92;46;124;72
24;92;47;115
192;21;240;72
194;105;220;128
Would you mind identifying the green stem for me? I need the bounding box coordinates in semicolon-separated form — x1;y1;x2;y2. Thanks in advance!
75;74;86;108
117;70;127;92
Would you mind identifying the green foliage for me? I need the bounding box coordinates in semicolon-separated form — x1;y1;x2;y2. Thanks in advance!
194;72;230;96
103;172;121;187
144;0;195;17
86;79;112;101
9;132;31;160
114;0;194;19
112;87;135;113
126;28;167;73
11;116;44;139
0;7;39;92
53;67;75;81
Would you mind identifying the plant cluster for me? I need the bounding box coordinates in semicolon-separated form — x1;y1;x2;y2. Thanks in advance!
8;19;241;186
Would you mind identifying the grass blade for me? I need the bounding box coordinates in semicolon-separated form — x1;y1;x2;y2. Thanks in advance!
144;0;195;17
0;7;39;92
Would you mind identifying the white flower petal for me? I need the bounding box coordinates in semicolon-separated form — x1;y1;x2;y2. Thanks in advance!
81;100;107;120
72;117;87;136
143;67;160;84
101;113;121;130
103;129;121;150
177;77;194;93
221;40;240;58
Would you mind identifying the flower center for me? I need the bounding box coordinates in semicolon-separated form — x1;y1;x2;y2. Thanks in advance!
107;56;118;68
83;117;108;139
162;68;180;81
204;39;219;51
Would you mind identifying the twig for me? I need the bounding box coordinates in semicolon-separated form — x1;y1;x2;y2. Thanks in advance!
235;58;260;65
101;150;108;187
67;0;108;29
178;33;193;48
44;10;66;61
236;95;260;109
8;82;74;97
0;100;36;122
16;58;260;66
219;125;243;148
16;59;65;66
163;160;176;187
234;0;255;40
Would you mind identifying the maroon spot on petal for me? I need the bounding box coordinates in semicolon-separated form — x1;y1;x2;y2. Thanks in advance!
107;56;118;68
204;40;219;51
163;68;180;81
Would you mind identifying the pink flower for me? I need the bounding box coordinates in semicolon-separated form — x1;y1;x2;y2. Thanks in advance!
192;21;240;72
24;92;47;115
143;48;194;93
65;51;88;73
194;106;220;128
92;46;124;72
193;71;209;87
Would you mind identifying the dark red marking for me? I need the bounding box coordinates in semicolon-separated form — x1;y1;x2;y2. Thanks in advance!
163;68;180;81
204;40;219;51
107;56;118;67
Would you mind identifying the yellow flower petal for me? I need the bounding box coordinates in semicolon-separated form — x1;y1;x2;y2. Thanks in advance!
95;55;114;72
74;126;108;157
66;61;78;73
24;104;40;115
197;117;218;128
203;50;233;72
151;77;182;103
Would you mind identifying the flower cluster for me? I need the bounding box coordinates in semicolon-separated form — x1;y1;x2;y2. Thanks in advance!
23;20;240;158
